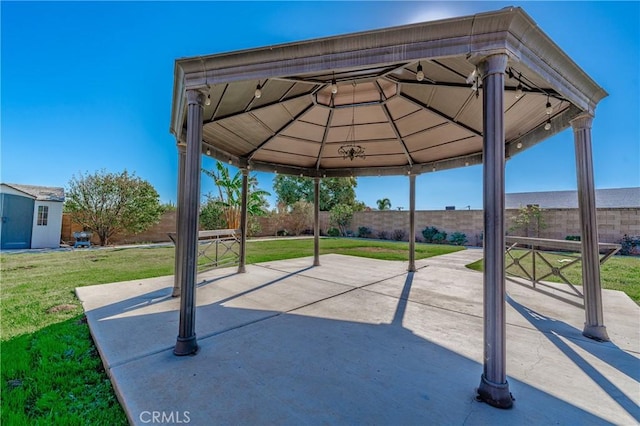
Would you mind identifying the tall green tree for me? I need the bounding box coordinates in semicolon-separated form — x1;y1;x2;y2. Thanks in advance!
273;175;361;211
376;198;392;210
65;170;163;246
329;203;354;236
202;162;270;229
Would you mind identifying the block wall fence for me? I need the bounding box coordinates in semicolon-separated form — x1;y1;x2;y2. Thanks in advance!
61;208;639;246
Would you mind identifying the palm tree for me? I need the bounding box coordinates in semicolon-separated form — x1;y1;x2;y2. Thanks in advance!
376;198;391;211
202;162;270;229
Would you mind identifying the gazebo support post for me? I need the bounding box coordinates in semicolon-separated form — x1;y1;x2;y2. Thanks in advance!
313;177;321;266
172;143;186;297
238;169;249;273
476;53;513;408
571;114;609;341
408;174;416;272
174;89;203;356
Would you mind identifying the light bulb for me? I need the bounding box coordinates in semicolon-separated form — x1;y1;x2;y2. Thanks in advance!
254;84;262;99
206;148;211;156
330;79;338;94
205;94;211;106
516;142;523;149
515;83;523;99
416;62;424;82
545;101;552;115
465;161;469;167
544;119;551;131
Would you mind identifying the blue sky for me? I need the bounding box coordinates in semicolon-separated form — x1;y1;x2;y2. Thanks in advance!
2;1;638;210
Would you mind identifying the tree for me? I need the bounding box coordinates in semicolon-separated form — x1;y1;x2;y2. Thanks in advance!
202;162;270;229
199;195;227;230
510;204;546;237
287;200;313;236
65;170;163;246
329;203;354;236
376;198;391;210
273;175;361;211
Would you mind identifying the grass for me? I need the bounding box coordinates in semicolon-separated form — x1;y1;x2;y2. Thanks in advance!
466;250;640;304
1;238;462;424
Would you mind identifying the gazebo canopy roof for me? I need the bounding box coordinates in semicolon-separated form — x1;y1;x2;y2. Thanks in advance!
170;7;606;177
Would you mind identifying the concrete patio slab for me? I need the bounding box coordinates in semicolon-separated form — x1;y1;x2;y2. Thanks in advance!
76;251;640;425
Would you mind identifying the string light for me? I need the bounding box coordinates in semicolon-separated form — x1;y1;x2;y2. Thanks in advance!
515;72;523;99
416;62;425;82
544;118;552;131
205;93;211;106
330;73;338;94
545;96;553;115
254;82;262;99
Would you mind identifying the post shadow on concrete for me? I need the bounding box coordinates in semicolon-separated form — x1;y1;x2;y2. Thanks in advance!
507;295;640;422
88;286;610;425
78;257;635;424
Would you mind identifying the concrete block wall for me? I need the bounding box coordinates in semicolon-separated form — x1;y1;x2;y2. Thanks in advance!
61;211;177;245
255;212;330;236
62;208;638;246
350;210;485;244
349;208;638;245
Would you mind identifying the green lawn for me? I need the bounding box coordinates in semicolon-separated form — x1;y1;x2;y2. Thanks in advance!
1;238;461;425
466;251;640;304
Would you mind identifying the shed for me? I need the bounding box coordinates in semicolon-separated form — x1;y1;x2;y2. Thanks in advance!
0;183;65;249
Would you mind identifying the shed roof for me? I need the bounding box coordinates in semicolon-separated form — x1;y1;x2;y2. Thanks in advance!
171;6;606;177
1;183;65;202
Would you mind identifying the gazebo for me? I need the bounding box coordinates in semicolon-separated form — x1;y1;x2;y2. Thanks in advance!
169;7;607;409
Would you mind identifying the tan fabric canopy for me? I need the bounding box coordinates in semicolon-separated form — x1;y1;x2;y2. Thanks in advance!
170;7;605;177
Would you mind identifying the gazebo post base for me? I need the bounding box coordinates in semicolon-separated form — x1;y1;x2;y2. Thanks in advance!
477;375;513;409
174;336;199;356
582;324;609;342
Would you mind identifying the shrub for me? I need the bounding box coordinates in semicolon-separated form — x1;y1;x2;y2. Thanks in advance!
449;231;468;246
432;231;448;244
357;226;373;238
421;226;440;243
620;234;640;256
327;227;341;237
565;235;581;241
391;229;406;241
378;230;389;240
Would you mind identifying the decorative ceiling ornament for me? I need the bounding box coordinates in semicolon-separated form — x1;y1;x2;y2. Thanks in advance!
339;81;366;161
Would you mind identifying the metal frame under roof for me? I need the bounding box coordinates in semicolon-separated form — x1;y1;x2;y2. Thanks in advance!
170;6;606;178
